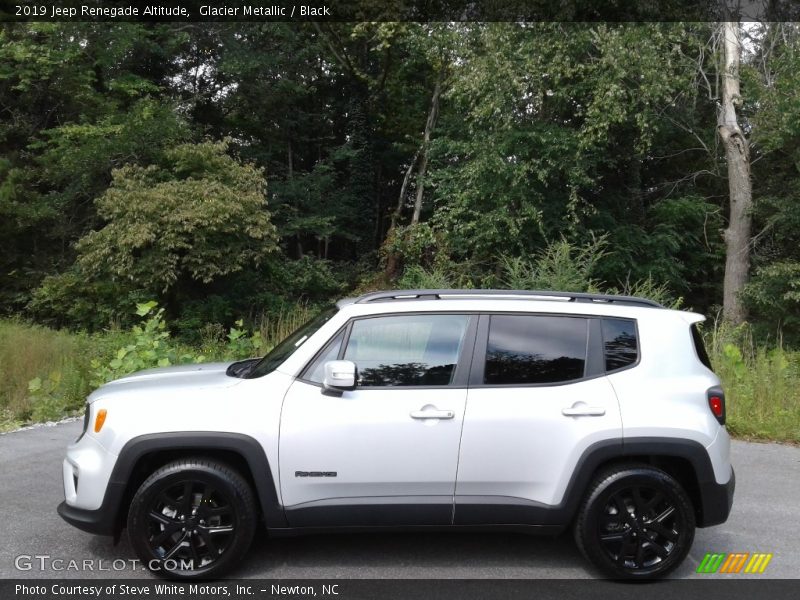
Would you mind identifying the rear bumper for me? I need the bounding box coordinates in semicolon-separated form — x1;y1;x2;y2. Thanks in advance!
698;466;735;527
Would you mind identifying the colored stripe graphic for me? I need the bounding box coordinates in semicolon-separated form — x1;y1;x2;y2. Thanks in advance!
697;553;726;573
698;552;772;574
719;553;749;573
744;553;773;574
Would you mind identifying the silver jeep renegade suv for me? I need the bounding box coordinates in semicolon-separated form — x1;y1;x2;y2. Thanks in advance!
59;289;735;579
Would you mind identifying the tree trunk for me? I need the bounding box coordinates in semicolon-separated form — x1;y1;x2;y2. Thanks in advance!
718;21;753;325
385;73;444;280
390;148;420;230
411;75;443;225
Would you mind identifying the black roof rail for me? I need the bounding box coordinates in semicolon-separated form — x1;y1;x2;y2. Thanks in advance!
353;289;664;308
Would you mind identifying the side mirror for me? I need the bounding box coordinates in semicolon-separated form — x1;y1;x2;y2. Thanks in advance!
322;360;357;394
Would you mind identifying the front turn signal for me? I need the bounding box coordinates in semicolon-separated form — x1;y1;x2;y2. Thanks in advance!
94;408;107;433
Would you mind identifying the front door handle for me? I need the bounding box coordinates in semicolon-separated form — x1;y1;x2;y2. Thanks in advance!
410;409;455;420
562;404;606;417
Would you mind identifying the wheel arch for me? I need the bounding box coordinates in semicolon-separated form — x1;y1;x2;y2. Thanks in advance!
108;432;286;536
561;437;725;528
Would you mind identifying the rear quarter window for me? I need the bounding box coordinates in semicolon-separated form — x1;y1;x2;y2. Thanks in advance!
691;323;713;371
601;318;638;372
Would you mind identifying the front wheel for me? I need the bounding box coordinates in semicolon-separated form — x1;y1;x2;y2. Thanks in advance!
127;458;258;579
574;464;695;579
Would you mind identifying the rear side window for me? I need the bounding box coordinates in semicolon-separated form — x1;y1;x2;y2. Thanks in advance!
601;318;638;372
691;324;713;371
484;315;588;385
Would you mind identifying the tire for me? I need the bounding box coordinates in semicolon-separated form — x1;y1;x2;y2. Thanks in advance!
127;458;258;580
573;464;695;579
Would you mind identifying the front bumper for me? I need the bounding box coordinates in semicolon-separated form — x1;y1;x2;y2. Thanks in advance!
698;466;735;527
57;496;122;536
59;432;122;536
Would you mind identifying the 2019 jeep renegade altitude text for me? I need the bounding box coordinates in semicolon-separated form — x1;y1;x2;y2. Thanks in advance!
58;289;735;579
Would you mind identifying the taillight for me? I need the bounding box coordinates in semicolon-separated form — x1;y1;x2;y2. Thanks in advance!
707;386;726;425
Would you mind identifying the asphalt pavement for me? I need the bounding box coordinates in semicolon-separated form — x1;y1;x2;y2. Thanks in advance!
1;420;797;579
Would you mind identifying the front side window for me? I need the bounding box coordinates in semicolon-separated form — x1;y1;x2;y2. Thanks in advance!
344;314;469;387
484;315;588;385
246;307;338;378
602;318;638;372
304;329;345;383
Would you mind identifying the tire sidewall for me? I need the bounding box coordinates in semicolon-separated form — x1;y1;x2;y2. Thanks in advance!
579;468;695;579
127;462;256;579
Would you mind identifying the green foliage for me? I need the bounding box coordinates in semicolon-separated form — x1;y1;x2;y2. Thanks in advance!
742;261;800;339
606;276;683;310
4;21;800;426
425;23;702;268
224;320;263;360
33;99;188;206
397;265;456;289
90;301;203;387
278;257;347;300
0;319;94;427
0;23;189;313
383;223;442;268
27;371;70;423
499;236;607;293
75;140;278;295
1;300;319;430
28;268;150;330
594;196;723;304
708;323;800;442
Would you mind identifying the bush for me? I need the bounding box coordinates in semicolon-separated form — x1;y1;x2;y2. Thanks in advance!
742;260;800;342
706;322;800;443
2;300;283;431
90;301;204;387
606;275;683;309
397;265;457;289
498;236;607;292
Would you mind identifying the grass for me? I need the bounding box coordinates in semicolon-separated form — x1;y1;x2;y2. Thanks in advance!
2;310;799;443
0;320;96;431
0;303;314;432
707;324;800;444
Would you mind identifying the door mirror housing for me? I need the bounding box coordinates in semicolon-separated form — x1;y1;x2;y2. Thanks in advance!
322;360;357;394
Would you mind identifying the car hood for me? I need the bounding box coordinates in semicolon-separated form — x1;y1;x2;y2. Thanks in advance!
87;362;242;403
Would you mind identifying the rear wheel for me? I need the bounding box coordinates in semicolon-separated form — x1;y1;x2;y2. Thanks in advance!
127;458;257;579
574;464;695;579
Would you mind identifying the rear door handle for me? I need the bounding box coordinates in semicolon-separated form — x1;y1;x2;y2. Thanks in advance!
410;409;455;420
562;405;606;417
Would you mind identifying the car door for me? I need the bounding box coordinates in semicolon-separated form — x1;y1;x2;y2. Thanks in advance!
454;313;623;525
279;312;476;527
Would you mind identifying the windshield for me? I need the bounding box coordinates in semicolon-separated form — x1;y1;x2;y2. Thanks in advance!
245;307;338;378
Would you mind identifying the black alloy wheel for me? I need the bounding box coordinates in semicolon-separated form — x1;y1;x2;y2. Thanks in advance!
574;465;695;578
128;459;257;579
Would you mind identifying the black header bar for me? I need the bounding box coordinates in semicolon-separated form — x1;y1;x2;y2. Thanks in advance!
2;0;800;23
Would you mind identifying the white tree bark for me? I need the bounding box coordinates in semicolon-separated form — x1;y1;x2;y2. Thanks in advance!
411;75;443;225
718;20;753;325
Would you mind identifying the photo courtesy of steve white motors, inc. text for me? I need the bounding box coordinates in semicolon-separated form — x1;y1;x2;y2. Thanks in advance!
15;4;333;18
14;583;340;597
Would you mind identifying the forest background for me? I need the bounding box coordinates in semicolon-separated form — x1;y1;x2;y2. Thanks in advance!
1;20;799;441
